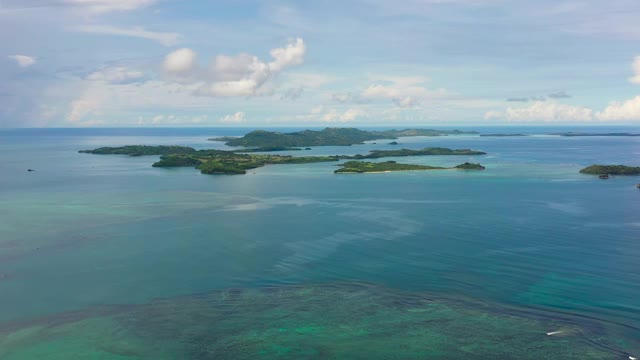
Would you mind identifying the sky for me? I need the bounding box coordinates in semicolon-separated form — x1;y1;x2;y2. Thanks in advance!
2;0;640;127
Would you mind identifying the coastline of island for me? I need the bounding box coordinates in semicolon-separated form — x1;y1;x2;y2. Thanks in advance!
209;127;479;148
334;161;485;173
79;143;487;176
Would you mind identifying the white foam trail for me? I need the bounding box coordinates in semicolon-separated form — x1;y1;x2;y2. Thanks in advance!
546;331;562;336
629;356;636;360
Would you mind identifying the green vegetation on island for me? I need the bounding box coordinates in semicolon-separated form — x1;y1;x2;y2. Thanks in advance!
345;147;486;159
79;145;197;156
454;162;486;170
79;144;487;176
335;161;486;173
335;161;445;173
215;127;479;147
236;146;303;152
579;164;640;175
208;136;240;142
153;153;339;175
554;132;640;137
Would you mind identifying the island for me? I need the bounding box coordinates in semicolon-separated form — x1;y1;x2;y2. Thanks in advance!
579;164;640;175
79;144;487;176
212;127;479;147
553;132;640;137
208;136;239;142
344;147;486;159
388;141;399;145
334;161;485;173
479;134;527;137
235;146;303;152
454;162;486;170
79;145;197;156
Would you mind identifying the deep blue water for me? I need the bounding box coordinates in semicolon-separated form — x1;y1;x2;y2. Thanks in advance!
0;126;639;350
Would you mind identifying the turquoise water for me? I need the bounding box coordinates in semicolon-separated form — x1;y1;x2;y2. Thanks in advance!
0;127;639;358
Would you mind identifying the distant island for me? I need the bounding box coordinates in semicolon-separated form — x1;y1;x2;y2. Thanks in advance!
479;134;527;137
344;147;486;159
79;144;487;176
79;145;197;156
236;146;303;152
554;132;640;137
579;164;640;175
335;161;485;173
209;127;478;147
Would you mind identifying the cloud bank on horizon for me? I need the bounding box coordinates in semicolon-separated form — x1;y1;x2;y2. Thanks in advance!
2;0;640;127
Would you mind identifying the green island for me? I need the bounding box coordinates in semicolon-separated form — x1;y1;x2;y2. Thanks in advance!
335;161;485;173
554;132;640;137
79;145;486;175
344;147;486;159
579;164;640;175
153;153;339;175
78;145;197;156
236;146;303;152
209;127;478;147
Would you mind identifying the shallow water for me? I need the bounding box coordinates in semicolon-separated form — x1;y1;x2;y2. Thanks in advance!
0;126;639;358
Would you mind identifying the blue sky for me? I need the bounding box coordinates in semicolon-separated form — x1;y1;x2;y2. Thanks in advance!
2;0;640;127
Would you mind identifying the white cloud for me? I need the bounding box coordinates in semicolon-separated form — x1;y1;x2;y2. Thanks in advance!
268;38;306;72
8;54;36;67
219;112;246;123
163;48;197;74
596;96;640;121
86;66;144;84
486;96;640;123
169;37;307;97
68;98;100;123
65;0;156;13
484;101;594;122
362;76;449;108
74;25;180;46
630;56;640;85
321;108;366;123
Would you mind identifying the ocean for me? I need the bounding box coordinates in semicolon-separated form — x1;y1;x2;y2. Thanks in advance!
0;126;639;359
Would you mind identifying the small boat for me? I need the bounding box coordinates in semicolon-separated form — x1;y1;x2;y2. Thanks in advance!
599;174;609;179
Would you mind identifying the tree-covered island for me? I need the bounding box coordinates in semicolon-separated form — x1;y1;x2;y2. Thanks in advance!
579;164;640;175
342;147;486;159
79;144;487;175
335;161;486;173
209;127;478;147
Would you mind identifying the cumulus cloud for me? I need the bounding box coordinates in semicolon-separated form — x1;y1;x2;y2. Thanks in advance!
68;98;100;123
219;112;246;123
164;38;306;97
630;56;640;85
74;25;180;46
163;48;197;75
8;55;36;68
362;76;448;108
319;108;366;123
596;96;640;121
487;96;640;122
484;101;593;122
86;66;144;84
